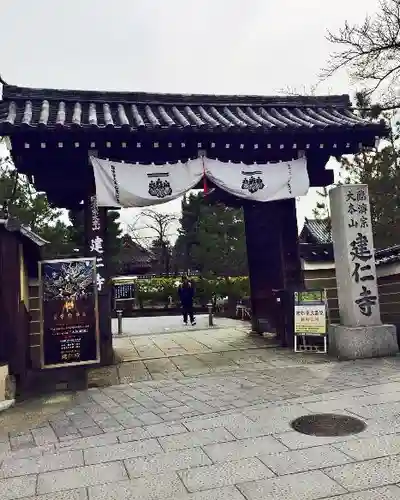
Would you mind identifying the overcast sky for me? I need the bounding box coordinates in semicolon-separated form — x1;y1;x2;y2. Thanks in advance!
0;0;381;241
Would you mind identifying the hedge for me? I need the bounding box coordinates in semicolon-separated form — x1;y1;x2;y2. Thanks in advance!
113;276;250;306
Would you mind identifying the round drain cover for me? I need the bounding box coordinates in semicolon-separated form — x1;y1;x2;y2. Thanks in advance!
291;413;366;437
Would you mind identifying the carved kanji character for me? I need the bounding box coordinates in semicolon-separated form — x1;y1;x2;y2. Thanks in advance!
348;203;357;215
355;286;377;317
356;189;367;201
97;273;105;292
90;236;104;254
348;219;358;228
352;263;374;283
358;203;368;215
350;233;372;262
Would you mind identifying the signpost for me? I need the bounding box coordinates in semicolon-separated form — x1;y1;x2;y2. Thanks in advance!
294;290;327;353
39;257;100;368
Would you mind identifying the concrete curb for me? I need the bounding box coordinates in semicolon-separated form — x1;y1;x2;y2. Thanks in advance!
0;399;15;413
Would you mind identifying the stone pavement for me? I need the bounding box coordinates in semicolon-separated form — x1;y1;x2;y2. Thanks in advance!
89;318;277;387
111;315;240;337
3;351;400;497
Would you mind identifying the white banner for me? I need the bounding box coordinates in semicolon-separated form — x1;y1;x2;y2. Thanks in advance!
91;156;309;207
204;157;309;202
90;157;204;207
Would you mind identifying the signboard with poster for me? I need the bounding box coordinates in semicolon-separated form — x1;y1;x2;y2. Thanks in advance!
39;257;100;368
114;283;135;300
294;290;327;353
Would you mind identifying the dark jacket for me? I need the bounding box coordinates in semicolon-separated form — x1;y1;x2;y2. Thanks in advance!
178;282;194;305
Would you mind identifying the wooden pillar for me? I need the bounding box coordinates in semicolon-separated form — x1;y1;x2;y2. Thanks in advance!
244;199;302;345
280;198;303;290
84;195;113;365
244;201;284;334
278;198;303;347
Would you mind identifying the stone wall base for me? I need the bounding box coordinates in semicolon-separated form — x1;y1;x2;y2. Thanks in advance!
329;323;399;360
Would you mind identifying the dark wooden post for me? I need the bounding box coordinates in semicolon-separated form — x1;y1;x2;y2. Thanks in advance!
243;201;285;334
244;198;302;344
84;194;113;365
279;198;303;347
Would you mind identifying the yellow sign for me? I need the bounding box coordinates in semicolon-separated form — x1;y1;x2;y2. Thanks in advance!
294;304;326;335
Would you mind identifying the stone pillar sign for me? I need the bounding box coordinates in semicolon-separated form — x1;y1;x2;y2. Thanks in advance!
329;184;398;359
330;184;380;326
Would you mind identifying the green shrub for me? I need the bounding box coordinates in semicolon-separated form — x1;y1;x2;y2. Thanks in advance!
113;276;250;306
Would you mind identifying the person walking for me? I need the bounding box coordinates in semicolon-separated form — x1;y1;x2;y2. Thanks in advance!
178;276;196;326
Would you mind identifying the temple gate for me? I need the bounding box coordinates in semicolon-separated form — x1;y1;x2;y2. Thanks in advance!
0;79;386;366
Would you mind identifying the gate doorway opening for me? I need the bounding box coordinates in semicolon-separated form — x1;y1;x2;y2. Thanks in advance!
0;79;385;385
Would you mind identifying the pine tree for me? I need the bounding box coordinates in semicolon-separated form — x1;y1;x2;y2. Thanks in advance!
312;186;331;221
339;92;400;249
174;193;247;276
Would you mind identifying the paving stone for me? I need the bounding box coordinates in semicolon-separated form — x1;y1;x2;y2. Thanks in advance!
0;449;84;478
176;486;247;500
0;474;37;499
322;485;400;499
137;412;163;425
57;433;119;451
0;444;53;462
237;470;346;500
160;411;186;421
59;434;81;441
259;445;353;475
20;487;88;500
225;420;278;439
333;434;400;461
274;430;352;450
84;438;163;465
324;454;400;491
31;427;59;446
244;404;308;427
159;427;234;451
363;382;400;394
179;457;273;492
37;461;127;494
184;413;254;432
118;423;186;443
349;401;400;420
9;432;35;450
204;435;287;462
0;433;10;444
112;413;142;428
53;428;81;440
79;427;104;438
124;447;211;477
0;441;11;455
88;472;187;499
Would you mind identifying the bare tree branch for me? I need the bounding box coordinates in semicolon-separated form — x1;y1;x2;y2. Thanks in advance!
126;214;150;248
140;209;178;243
322;0;400;96
126;209;178;251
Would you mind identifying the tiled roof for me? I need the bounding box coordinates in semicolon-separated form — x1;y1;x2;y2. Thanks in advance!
300;218;332;245
300;243;334;262
300;235;400;267
0;82;386;133
375;245;400;266
0;218;48;246
118;236;156;265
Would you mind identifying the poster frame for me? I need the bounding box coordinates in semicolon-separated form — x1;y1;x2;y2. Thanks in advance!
39;257;100;369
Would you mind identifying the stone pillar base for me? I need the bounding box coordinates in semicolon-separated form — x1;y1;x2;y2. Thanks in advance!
329;323;398;360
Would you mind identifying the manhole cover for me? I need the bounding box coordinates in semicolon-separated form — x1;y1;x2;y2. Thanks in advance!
290;413;366;437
